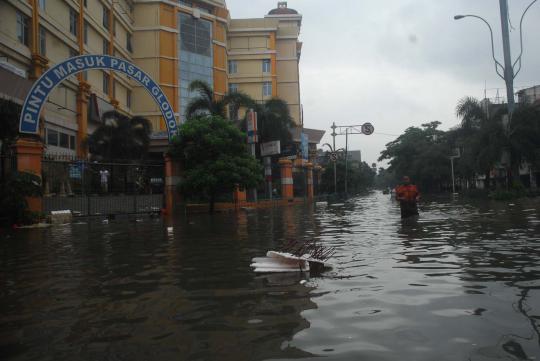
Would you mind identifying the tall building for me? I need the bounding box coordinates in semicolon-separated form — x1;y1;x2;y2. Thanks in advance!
0;1;305;156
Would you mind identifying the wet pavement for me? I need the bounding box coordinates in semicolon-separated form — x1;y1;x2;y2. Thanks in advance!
1;192;540;360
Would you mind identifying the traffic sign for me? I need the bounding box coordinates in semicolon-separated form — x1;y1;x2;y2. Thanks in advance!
330;152;338;162
361;122;374;135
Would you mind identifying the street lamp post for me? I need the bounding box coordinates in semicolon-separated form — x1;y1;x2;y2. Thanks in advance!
454;0;537;123
331;122;337;194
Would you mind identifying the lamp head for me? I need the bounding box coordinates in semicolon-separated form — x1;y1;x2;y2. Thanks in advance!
454;15;465;20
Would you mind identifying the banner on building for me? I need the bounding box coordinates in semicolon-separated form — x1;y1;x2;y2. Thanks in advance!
301;132;309;160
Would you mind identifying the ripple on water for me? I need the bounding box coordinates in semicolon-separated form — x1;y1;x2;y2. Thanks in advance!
1;192;540;360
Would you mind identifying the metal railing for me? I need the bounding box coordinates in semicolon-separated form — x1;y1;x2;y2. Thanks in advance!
42;155;164;216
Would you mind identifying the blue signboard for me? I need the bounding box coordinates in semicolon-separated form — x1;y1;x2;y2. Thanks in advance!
69;161;83;179
301;132;309;160
19;55;178;142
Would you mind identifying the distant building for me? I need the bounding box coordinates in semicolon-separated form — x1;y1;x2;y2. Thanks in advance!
228;2;303;125
517;85;540;106
347;150;361;163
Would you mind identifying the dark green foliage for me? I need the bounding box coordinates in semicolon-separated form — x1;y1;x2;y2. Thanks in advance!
169;115;263;212
375;167;397;189
378;97;540;193
0;171;42;225
86;111;151;162
186;81;294;146
320;159;375;194
186;80;255;120
0;99;22;154
378;121;451;191
254;98;294;145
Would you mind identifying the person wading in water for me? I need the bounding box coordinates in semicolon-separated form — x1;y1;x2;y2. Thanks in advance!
395;176;420;218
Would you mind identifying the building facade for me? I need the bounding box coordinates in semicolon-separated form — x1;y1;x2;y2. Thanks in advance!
0;1;304;157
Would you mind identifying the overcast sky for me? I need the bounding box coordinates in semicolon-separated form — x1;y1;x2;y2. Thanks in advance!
226;0;540;166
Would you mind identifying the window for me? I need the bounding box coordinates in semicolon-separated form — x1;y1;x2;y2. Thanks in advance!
59;133;69;148
103;6;110;30
263;82;272;96
38;0;46;11
69;135;76;150
126;33;132;52
103;38;109;54
228;83;238;93
262;59;271;73
16;12;30;46
103;72;110;94
113;80;116;98
46;129;58;146
228;60;237;74
69;8;78;36
83;21;88;44
84;0;87;8
126;89;132;108
113;19;116;36
39;25;46;56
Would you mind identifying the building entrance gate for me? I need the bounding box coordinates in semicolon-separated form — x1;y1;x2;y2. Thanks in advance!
16;55;179;215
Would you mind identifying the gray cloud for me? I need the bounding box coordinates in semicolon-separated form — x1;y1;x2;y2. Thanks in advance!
227;0;540;165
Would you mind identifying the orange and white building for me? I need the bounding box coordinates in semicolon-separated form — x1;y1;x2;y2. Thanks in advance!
0;0;306;156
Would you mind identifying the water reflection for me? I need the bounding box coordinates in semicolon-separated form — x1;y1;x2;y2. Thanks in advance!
1;193;540;360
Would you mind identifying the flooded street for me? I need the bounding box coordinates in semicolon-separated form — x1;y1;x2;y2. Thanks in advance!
1;192;540;360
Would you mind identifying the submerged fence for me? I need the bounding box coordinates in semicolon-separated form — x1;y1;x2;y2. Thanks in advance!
42;155;164;216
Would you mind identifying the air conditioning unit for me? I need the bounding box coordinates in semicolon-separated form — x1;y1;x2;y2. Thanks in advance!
192;8;201;19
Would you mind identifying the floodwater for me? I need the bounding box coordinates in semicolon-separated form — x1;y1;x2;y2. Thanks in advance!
1;192;540;361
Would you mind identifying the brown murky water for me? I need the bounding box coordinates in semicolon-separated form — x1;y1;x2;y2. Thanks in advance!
1;192;540;360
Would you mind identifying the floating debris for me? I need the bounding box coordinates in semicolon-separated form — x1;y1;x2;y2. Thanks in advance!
251;240;334;274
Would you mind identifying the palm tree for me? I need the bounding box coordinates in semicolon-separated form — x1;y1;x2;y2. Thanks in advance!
185;80;255;120
456;96;488;130
255;98;294;145
86;110;151;162
455;96;540;188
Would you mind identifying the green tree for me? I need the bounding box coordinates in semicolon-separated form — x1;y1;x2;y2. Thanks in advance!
0;171;42;225
378;121;451;191
320;158;375;194
375;167;397;189
86;110;151;162
186;80;255;120
0;99;22;155
169;115;263;212
254;98;294;145
454;96;540;188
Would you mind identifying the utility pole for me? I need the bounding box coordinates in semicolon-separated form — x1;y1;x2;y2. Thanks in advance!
331;122;337;194
344;128;349;195
499;0;515;116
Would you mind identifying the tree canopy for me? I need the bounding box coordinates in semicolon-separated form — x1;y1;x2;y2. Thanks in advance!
168;115;262;212
378;98;540;191
185;80;254;120
378;121;451;191
86;110;151;162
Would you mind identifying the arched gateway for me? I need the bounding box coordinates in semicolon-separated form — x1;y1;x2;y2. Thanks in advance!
19;54;178;141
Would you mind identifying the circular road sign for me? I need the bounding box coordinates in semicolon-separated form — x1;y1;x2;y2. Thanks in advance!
330;152;338;162
362;122;374;135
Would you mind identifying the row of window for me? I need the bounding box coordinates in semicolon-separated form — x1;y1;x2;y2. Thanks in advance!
45;128;76;151
102;73;132;107
229;82;273;97
228;59;271;74
16;6;132;56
